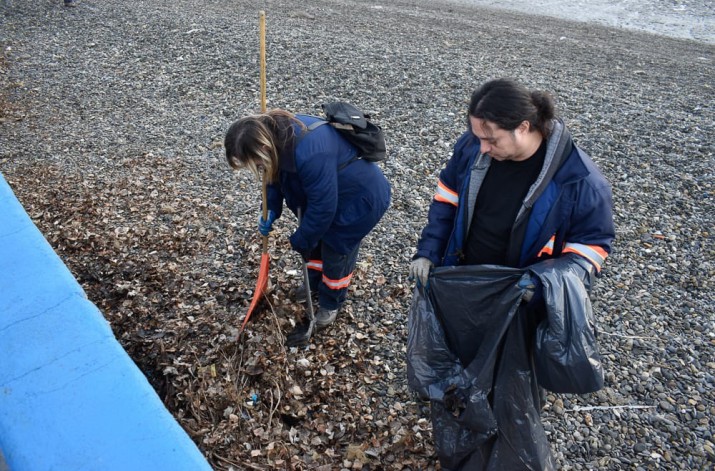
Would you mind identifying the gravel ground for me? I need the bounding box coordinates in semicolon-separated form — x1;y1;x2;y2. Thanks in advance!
1;0;714;469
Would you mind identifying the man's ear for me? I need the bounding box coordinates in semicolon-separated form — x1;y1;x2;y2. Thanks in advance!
517;120;531;135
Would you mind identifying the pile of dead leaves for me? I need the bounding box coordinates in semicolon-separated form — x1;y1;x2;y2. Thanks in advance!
5;156;438;470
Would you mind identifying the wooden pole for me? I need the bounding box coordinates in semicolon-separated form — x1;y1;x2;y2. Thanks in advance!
259;11;266;113
259;10;268;246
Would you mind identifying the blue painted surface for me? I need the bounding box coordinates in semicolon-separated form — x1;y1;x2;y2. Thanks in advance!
0;173;212;471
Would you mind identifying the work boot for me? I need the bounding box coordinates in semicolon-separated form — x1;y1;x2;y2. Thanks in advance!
315;307;338;328
290;283;317;303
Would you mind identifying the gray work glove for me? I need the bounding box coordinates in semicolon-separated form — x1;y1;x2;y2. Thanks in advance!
518;272;545;307
409;257;433;288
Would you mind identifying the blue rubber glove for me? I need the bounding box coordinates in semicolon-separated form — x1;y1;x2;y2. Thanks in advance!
518;273;543;305
258;210;276;236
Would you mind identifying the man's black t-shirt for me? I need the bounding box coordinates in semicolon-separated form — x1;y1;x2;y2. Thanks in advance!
464;140;546;266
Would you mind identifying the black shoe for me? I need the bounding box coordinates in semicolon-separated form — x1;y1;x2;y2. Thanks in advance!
64;0;76;6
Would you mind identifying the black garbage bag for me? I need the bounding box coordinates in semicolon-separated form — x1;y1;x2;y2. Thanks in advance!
529;254;604;394
407;265;555;471
407;258;604;470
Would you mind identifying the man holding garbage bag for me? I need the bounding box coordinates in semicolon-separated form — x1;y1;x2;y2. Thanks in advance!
408;78;615;470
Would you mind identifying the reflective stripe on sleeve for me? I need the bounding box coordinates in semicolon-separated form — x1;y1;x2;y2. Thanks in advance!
434;179;458;206
563;243;608;272
322;272;353;290
537;235;555;257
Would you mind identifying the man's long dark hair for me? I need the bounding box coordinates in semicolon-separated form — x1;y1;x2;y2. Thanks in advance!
468;78;555;137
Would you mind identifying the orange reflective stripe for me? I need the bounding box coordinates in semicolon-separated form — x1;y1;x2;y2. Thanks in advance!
307;260;323;272
537;235;556;257
322;272;353;290
563;243;608;272
434;179;458;207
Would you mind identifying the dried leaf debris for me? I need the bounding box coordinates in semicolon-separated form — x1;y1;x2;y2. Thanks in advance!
4;154;434;469
2;0;714;470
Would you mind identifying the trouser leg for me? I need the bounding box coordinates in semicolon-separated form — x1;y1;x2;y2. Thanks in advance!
315;242;360;310
305;244;323;291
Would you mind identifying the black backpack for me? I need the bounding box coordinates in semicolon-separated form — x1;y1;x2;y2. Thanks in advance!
306;101;387;163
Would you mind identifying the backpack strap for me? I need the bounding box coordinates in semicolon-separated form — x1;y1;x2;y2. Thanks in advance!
307;120;328;131
301;118;359;171
294;118;326;146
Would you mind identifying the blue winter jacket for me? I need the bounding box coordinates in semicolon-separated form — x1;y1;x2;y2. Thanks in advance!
267;114;391;255
415;120;615;272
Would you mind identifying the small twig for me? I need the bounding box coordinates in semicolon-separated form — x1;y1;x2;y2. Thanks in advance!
566;404;657;412
265;293;295;378
229;343;249;427
212;451;257;469
265;295;286;349
266;378;282;429
191;352;216;424
599;331;658;341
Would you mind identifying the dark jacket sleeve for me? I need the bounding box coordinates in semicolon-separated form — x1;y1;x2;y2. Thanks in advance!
559;152;615;272
288;133;341;254
415;132;474;265
525;147;615;273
